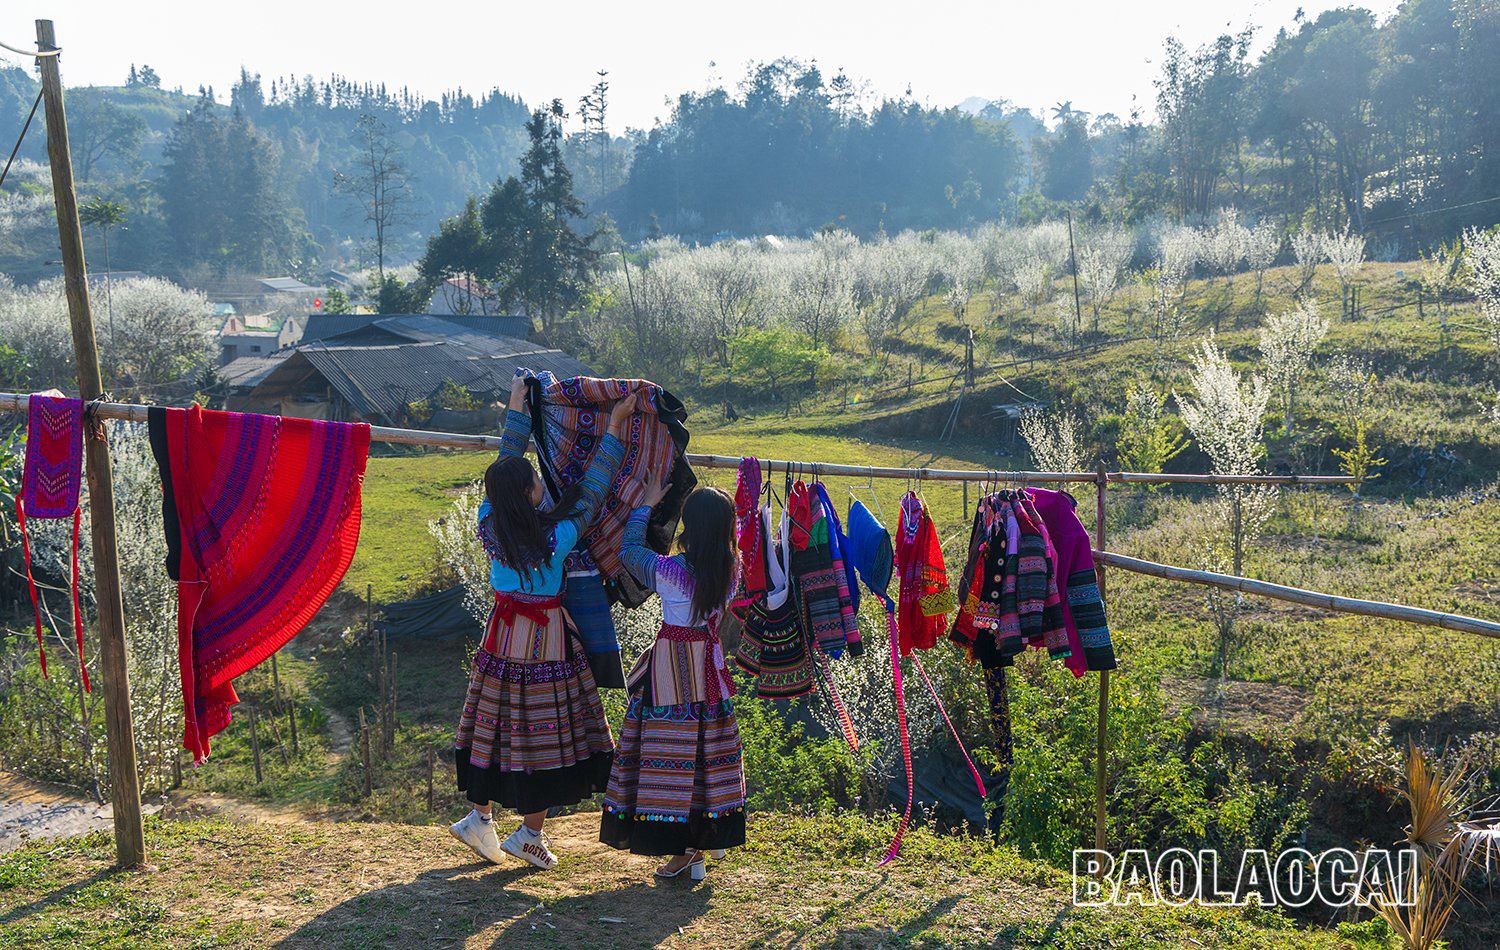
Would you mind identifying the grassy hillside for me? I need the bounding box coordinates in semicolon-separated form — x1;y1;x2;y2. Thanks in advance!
0;813;1393;949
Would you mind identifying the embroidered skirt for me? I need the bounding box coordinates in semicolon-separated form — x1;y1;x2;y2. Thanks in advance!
454;593;614;813
600;624;746;855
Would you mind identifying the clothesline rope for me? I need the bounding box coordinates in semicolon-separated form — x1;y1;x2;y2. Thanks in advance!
0;392;1358;486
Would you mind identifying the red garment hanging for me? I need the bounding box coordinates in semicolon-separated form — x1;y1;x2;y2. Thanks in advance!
149;405;369;762
894;490;953;655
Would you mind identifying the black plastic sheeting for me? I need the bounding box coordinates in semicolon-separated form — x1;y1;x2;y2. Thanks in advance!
377;585;479;640
777;694;1003;834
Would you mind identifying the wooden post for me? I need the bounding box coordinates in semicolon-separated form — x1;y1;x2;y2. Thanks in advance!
288;700;300;756
270;653;283;710
1066;211;1083;342
358;707;373;797
249;706;264;784
35;19;146;869
1093;460;1110;859
426;747;435;812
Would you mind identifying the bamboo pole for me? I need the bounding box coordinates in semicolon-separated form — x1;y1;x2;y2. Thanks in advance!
33;20;146;869
0;391;1358;487
1092;461;1110;859
1093;550;1500;639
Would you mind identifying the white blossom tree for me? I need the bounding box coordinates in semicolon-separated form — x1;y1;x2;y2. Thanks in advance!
1020;404;1089;472
1206;208;1249;289
1176;335;1276;569
1259;298;1329;433
1324;229;1366;317
1291;226;1325;290
1075;226;1134;335
1245;220;1282;302
1462;226;1500;354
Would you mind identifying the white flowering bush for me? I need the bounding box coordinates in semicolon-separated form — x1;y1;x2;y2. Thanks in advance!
1259;298;1329;432
1020;404;1090;473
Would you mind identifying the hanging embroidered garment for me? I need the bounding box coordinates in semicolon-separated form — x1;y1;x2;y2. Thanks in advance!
812;482;863;658
525;372;696;612
731;457;765;613
16;394;88;689
894;491;952;655
149;405;369;762
1029;488;1116;673
788;480;852;659
561;549;625;688
735;504;814;698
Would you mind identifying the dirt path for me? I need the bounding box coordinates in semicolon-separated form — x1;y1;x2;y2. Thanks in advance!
0;770;161;852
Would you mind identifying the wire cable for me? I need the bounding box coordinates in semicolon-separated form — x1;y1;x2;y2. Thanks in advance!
0;39;61;58
0;88;43;191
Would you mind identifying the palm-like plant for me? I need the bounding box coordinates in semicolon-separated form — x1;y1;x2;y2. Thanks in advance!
79;197;127;348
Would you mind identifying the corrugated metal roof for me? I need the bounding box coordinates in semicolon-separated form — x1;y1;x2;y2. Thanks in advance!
293;339;591;422
259;276;319;294
219;352;291;389
298;313;531;344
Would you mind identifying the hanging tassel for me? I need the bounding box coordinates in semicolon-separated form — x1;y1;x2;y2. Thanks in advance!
71;508;89;693
15;497;47;679
911;654;984;799
879;605;913;866
814;651;859;752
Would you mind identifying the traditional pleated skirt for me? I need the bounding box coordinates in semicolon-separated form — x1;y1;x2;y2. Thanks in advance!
454;592;614;813
600;623;746;855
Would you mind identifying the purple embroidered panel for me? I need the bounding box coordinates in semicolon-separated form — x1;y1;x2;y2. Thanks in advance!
471;648;590;684
22;395;84;518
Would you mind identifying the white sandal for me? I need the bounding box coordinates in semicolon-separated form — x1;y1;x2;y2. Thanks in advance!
655;850;706;881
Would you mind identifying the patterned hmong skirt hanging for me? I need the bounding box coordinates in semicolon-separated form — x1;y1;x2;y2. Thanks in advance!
148;405;369;762
600;622;745;856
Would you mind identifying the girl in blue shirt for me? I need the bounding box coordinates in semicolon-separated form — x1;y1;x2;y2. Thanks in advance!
451;374;639;870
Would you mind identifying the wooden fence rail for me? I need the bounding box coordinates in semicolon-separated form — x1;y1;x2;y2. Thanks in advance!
1094;550;1500;639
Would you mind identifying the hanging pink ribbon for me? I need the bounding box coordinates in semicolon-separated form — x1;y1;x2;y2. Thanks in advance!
911;654;986;800
879;606;914;866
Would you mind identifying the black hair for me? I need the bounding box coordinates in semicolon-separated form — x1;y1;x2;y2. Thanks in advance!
676;486;737;623
483;456;583;583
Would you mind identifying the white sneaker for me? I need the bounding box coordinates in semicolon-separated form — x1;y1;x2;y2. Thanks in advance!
448;810;506;864
501;824;558;870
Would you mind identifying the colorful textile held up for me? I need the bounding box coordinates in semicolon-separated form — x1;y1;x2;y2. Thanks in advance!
455;409;623;813
601;505;746;856
525;372;696;609
148;405;369;762
731;457;765;612
16;394;88;689
894;491;952;655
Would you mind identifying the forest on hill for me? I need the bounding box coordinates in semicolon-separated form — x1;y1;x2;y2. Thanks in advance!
0;0;1496;285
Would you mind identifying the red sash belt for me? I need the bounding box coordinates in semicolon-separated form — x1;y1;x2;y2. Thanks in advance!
493;592;562;628
659;622;736;704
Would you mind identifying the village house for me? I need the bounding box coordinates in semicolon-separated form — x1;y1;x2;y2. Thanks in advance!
219;314;589;430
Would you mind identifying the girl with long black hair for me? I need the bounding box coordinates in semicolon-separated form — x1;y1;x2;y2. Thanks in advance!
450;373;640;870
599;477;746;880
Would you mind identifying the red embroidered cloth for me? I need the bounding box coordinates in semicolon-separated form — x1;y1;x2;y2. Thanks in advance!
894;491;952;655
149;405;369;761
17;394;88;689
526;372;695;608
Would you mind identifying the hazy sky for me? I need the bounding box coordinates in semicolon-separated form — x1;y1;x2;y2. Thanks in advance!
1;1;1401;132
